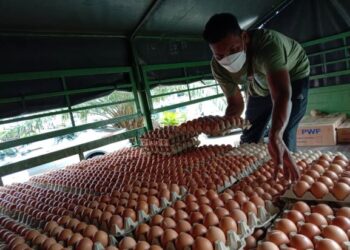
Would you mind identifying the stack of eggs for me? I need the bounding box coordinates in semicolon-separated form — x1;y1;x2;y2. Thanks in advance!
141;115;250;155
141;126;200;156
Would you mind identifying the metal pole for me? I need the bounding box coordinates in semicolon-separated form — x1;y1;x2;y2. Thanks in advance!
129;40;153;130
61;77;85;160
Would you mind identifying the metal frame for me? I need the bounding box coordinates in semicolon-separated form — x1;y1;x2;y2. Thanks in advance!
302;31;350;83
141;61;224;115
0;66;145;181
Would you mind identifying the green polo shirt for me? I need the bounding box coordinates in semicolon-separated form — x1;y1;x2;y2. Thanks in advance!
211;29;310;97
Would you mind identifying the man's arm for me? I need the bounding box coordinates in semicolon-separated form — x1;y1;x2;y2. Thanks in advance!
267;69;300;181
225;85;244;117
267;70;291;138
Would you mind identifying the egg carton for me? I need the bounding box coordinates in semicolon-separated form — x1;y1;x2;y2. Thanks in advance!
282;188;350;205
111;187;187;238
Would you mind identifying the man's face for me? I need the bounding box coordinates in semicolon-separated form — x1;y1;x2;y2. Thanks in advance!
209;32;247;61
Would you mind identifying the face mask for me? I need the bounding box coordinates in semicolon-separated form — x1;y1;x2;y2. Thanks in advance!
218;50;246;73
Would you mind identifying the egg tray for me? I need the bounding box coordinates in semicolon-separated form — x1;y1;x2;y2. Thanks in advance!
111;187;188;239
134;200;279;250
142;139;201;156
281;188;350;206
204;124;251;138
141;134;199;147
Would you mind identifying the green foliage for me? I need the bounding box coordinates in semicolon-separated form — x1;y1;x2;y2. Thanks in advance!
160;111;186;126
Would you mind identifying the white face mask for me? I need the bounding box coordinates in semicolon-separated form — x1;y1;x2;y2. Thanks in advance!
218;50;246;73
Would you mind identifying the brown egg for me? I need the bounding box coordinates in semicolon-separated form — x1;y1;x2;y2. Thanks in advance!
331;182;350;200
76;237;94;250
174;200;186;210
147;226;164;242
189;211;204;224
150;215;164;226
75;222;88;234
306;213;328;228
245;235;256;249
230;209;247;223
25;229;40;241
274;219;297;234
311;164;325;174
292;201;311;213
149;245;162;250
249;195;265;207
58;228;73;242
283;210;305;224
318;176;334;188
300;175;315;185
337;207;350;218
242;201;257;215
137;201;149;214
105;246;119;250
322;225;349;244
293;181;310;197
338;177;350;185
312;204;334;216
41;237;58;250
175;232;194;250
135;223;150;240
67;233;84;246
219;216;237;234
44;221;59;234
324;170;339;181
83;225;98;238
161;229;178;247
298;222;321;239
192;236;213;250
93;230;108;247
289;233;314;249
32;234;48;246
161;217;176;229
206;226;226;244
310;181;328;199
123;208;137;222
199;204;213;215
266;230;290;245
225;200;240;212
162;207;176;218
135;241;151;250
315;238;342;250
187;202;199;213
198;196;211;205
257;241;279;250
48;243;64;250
119;236;137;250
233;192;248;205
175;210;189;221
191;224;208;237
331;216;350;231
203;212;219;227
175;220;192;233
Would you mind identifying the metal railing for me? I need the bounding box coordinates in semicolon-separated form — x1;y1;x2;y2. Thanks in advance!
0;67;145;180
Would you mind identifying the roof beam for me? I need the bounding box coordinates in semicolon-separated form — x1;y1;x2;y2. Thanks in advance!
250;0;294;29
130;0;163;40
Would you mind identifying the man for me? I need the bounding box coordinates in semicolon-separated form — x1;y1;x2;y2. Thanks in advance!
203;13;310;182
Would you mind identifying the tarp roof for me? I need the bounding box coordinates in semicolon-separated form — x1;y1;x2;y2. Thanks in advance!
0;0;349;119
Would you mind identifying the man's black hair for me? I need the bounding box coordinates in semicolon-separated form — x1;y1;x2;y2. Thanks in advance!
203;13;242;44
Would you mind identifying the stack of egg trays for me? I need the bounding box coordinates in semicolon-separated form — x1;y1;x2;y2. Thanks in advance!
142;137;200;156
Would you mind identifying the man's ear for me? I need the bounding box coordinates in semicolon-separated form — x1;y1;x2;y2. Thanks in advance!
241;31;249;45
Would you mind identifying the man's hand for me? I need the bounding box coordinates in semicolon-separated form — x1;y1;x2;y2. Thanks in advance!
268;135;300;183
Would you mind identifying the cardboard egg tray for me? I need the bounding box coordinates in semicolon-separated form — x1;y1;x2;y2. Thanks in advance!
133;200;279;250
142;138;200;156
110;187;188;238
141;133;198;146
282;187;350;205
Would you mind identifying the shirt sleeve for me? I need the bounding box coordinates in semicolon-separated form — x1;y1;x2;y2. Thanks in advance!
211;59;238;97
258;33;288;73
